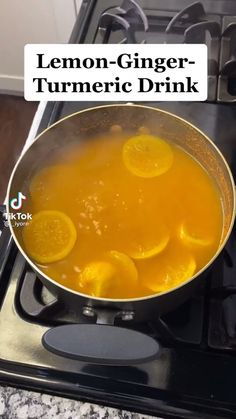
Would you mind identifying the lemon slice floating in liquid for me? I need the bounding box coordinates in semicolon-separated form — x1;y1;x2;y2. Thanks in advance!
178;223;213;248
122;134;174;178
22;210;77;264
108;250;138;283
145;246;196;293
128;235;170;260
78;261;116;297
79;251;138;298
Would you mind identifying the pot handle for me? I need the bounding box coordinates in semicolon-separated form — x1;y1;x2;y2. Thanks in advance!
42;324;160;365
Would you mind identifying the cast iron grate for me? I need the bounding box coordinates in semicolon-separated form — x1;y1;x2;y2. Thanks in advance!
95;1;222;101
218;16;236;101
208;226;236;350
93;0;236;102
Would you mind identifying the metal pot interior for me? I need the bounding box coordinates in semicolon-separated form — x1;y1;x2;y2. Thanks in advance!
7;105;235;300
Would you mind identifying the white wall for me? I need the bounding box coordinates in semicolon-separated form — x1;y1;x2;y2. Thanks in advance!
0;0;81;93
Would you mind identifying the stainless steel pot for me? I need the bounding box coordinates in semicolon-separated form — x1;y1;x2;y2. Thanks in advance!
7;104;235;364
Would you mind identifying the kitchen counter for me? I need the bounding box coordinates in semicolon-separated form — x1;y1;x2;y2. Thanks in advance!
0;385;157;419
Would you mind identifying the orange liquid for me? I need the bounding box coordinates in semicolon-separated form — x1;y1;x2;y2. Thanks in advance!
26;134;223;299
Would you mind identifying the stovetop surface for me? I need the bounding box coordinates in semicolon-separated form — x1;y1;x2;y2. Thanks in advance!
1;1;236;418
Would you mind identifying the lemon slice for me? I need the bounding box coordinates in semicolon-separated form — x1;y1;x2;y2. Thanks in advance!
145;246;196;293
122;134;173;178
79;261;116;297
108;250;138;283
128;235;169;260
179;223;213;248
79;252;137;298
22;210;77;264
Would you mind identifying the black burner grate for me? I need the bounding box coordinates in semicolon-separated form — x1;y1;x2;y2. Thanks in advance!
208;227;236;350
218;16;236;101
93;0;236;102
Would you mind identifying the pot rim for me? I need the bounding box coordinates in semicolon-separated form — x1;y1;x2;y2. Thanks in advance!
6;103;236;303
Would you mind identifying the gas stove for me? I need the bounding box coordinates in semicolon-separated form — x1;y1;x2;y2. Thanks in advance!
81;0;236;103
1;1;236;418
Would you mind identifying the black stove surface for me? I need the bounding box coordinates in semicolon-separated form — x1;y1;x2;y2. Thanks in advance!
1;1;236;418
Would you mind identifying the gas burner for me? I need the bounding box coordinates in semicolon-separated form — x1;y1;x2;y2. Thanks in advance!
96;0;148;44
